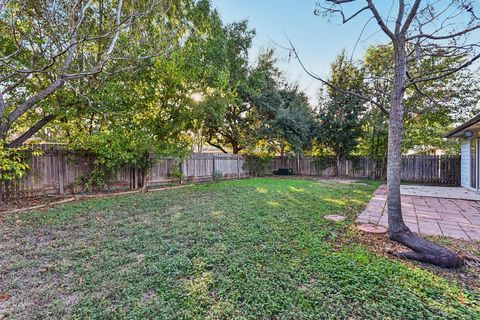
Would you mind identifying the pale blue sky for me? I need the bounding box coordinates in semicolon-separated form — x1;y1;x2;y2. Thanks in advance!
210;0;479;103
211;0;391;102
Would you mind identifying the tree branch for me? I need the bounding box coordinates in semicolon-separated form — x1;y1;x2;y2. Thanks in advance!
407;24;480;40
400;0;422;35
319;3;369;24
207;140;229;154
288;40;389;115
405;70;439;107
407;53;480;85
6;114;56;148
395;0;405;35
366;0;396;40
6;77;65;127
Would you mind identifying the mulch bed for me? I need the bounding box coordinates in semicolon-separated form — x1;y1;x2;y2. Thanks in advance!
342;225;480;291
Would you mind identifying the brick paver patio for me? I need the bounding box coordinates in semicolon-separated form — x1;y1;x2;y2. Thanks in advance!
357;185;480;241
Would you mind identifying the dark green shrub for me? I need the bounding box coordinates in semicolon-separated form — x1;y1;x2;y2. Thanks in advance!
243;155;273;177
212;170;223;182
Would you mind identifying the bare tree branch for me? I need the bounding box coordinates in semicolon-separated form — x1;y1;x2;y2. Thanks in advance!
406;70;439;107
366;0;396;40
400;0;422;35
408;53;480;85
408;24;480;40
317;3;369;24
394;0;405;35
287;39;389;115
6;114;56;148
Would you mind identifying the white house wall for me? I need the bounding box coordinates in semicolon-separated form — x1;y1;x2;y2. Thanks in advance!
461;140;470;188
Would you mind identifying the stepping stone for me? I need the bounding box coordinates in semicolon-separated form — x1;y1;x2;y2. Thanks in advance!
325;214;346;222
357;223;387;234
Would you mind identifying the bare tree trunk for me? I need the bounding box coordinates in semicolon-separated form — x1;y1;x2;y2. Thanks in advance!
232;143;241;155
387;39;409;236
308;0;478;268
387;38;464;269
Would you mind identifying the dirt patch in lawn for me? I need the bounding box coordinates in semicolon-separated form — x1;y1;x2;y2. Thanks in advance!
0;185;190;218
0;196;74;213
340;225;480;291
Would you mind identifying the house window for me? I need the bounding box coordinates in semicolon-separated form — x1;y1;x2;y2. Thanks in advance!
471;138;477;189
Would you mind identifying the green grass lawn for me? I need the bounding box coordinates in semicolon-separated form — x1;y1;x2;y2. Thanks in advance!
1;178;478;319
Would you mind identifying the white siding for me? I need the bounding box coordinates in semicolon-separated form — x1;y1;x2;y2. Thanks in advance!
461;140;470;188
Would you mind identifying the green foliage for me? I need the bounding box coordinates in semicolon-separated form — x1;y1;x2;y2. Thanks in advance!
199;21;259;154
243;155;272;177
356;110;389;161
357;45;480;157
1;0;197;146
315;51;366;160
77;169;108;192
254;50;317;156
1;178;478;319
0;145;42;184
45;0;221;182
1;0;233;163
212;170;224;182
169;163;184;183
0;145;29;182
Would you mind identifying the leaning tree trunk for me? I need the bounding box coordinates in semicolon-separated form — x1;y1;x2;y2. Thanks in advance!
386;38;464;269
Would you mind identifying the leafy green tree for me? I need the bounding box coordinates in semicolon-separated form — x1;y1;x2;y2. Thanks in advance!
256;85;316;156
200;21;259;154
52;0;228;186
252;50;317;156
1;0;222;189
358;45;480;157
315;51;365;170
0;0;193;147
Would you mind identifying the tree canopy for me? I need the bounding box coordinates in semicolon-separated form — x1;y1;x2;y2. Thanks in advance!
1;0;480;193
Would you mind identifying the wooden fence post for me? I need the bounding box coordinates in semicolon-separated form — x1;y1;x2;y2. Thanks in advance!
212;154;215;179
193;155;196;178
237;155;240;178
58;148;65;194
179;160;184;184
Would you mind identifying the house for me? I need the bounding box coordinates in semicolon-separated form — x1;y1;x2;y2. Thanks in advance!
406;147;446;156
446;114;480;190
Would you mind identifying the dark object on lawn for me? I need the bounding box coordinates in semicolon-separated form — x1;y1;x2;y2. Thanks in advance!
277;168;293;175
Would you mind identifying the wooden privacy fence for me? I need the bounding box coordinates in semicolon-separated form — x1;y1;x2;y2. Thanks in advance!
400;155;460;186
271;155;460;186
0;145;461;200
0;145;251;200
269;156;387;179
